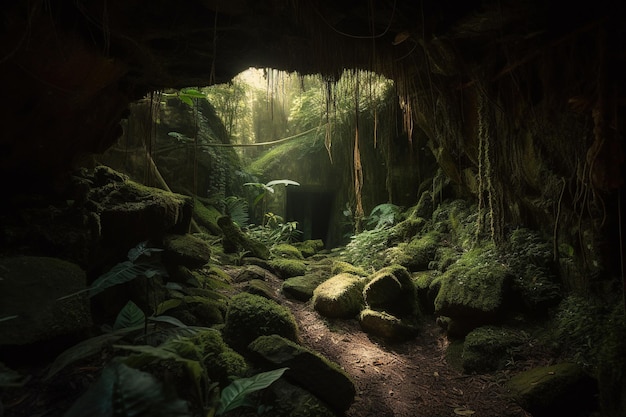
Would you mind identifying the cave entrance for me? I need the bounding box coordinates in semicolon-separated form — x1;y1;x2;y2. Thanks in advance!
286;187;334;247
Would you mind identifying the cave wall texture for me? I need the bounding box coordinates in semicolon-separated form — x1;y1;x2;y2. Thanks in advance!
0;0;624;291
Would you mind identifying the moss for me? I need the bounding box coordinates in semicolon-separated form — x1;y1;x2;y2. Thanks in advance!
282;273;328;301
192;198;222;235
223;292;299;353
363;264;417;316
268;258;307;279
445;339;465;372
245;279;275;299
190;328;249;385
462;326;528;373
162;233;212;269
293;239;325;258
358;309;419;341
385;231;441;271
312;273;366;318
434;243;511;320
330;260;368;277
218;215;270;259
271;243;304;259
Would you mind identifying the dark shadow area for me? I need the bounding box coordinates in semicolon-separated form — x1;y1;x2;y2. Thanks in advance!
286;187;334;246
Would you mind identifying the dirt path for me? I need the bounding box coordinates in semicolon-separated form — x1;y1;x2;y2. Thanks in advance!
280;296;532;417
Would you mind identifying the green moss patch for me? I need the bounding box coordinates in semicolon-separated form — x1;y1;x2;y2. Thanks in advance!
312;273;366;319
462;326;529;374
330;260;368;277
271;243;304;259
268;258;307;279
282;273;328;301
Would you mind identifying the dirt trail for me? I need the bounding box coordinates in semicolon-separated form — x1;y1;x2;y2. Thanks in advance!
280;296;532;417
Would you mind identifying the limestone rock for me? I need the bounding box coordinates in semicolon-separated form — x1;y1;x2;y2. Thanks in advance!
0;256;92;346
249;334;356;413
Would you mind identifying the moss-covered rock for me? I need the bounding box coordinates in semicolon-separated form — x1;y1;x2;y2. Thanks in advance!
293;239;325;258
271;243;304;259
0;256;93;346
232;264;274;283
434;245;511;329
282;273;328;301
218;215;270;259
192;198;222;235
412;270;437;314
223;292;299;353
268;258;307;279
330;260;368;277
506;362;599;417
386;231;441;271
358;309;419;341
248;334;356;413
270;379;336;417
245;279;276;299
363;264;417;317
312;273;366;319
462;326;529;374
162;233;212;269
191;328;249;386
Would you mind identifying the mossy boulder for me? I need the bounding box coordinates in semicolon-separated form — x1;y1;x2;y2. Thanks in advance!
217;215;270;259
462;326;529;373
248;334;356;413
312;273;366;319
0;256;93;346
271;243;304;259
233;264;275;283
245;279;276;299
363;264;417;317
506;362;599;417
434;246;512;330
192;198;222;235
282;273;329;301
162;233;212;269
191;328;249;386
412;270;437;314
358;309;419;341
99;179;193;248
223;292;299;353
386;231;440;271
270;379;336;417
330;260;368;277
293;239;325;258
268;258;307;279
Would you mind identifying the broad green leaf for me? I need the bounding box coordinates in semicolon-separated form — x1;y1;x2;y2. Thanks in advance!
127;241;163;262
179;95;194;107
265;179;300;187
114;301;145;330
148;315;188;328
216;367;288;415
180;88;206;98
156;299;183;315
62;361;190;417
88;262;165;298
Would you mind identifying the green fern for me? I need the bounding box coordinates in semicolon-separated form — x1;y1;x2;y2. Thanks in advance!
224;196;250;226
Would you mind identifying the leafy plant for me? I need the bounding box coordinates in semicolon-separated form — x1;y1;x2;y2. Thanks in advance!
58;241;167;300
114;301;146;331
62;361;191;417
224;196;250;227
364;203;402;230
163;88;206;107
243;179;300;224
215;367;288;416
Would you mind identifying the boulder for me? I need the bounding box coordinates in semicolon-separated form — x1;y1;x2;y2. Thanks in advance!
363;264;417;316
507;362;599;417
249;334;356;413
0;256;92;347
312;273;366;319
162;233;212;269
282;273;328;302
462;326;528;373
268;258;307;279
270;379;336;417
218;215;270;259
358;309;419;341
222;292;299;353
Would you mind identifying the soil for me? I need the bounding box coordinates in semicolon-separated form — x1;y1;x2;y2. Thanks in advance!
282;298;532;417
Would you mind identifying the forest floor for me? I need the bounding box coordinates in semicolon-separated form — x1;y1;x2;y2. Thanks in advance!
260;264;535;417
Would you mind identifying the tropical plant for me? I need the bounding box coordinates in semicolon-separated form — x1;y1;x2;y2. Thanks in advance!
224;196;250;227
58;241;167;300
243;179;300;225
364;203;402;230
163;87;206;107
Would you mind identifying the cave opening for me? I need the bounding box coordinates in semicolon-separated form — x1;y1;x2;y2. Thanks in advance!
285;187;335;247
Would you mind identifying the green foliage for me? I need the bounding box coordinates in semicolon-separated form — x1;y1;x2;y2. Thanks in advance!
268;258;307;279
342;227;393;271
224;196;250;226
216;367;288;415
62;361;190;417
365;203;402;230
114;301;145;330
248;217;303;246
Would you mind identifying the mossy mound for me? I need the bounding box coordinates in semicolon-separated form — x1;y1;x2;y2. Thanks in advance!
330;260;368;277
217;215;270;259
192;198;222;235
386;231;441;271
271;243;304;259
293;239;325;258
412;270;437;314
435;245;511;330
245;279;276;299
248;334;356;413
506;362;599;417
282;273;329;301
162;233;212;269
462;326;529;374
223;292;299;353
190;328;249;386
358;309;419;341
268;258;307;279
312;273;366;319
363;264;417;317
